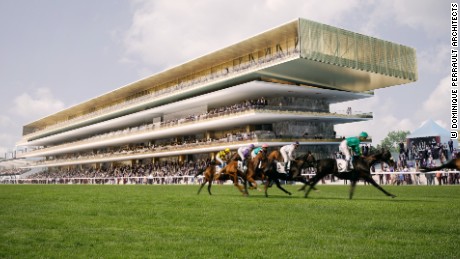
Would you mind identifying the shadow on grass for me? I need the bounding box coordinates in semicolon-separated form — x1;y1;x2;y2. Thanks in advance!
210;192;440;203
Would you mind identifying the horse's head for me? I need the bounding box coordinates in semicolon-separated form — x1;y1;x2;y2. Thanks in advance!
255;150;267;160
252;151;268;170
366;149;394;167
296;152;316;170
229;152;239;162
267;150;282;163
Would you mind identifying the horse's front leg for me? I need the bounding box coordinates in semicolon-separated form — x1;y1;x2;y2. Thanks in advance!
232;172;247;196
298;183;307;191
273;178;291;196
292;175;318;192
349;180;357;199
197;178;207;195
207;176;213;195
304;174;324;198
246;173;258;191
264;177;270;197
364;175;396;198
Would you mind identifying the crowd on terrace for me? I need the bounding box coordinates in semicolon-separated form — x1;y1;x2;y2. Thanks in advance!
22;97;344;159
26;160;206;185
35;130;259;166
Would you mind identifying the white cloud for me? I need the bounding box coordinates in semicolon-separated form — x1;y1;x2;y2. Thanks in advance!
123;0;361;70
420;76;450;122
418;44;450;75
0;133;16;157
388;0;446;35
0;115;15;128
11;88;65;120
358;0;447;39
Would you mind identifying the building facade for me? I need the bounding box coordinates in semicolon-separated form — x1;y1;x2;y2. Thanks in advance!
16;18;417;170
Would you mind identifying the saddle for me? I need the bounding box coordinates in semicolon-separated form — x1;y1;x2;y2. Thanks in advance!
336;159;351;173
275;162;288;174
237;161;247;172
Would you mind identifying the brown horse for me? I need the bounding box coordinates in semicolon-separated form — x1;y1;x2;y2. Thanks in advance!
301;149;396;199
195;161;224;195
244;151;269;191
196;149;270;196
195;152;243;195
266;149;282;164
217;160;248;195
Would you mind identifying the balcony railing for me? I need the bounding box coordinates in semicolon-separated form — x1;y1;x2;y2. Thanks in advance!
27;135;348;168
18;107;372;158
22;48;301;141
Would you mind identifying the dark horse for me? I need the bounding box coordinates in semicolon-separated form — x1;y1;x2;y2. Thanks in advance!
420;158;460;172
301;149;397;199
262;150;314;197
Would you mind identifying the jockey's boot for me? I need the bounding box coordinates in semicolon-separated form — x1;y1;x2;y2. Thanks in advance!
284;162;289;174
285;161;291;178
347;159;354;171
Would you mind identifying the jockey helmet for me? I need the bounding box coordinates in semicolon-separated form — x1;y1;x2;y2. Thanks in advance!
294;141;300;145
359;132;369;139
225;148;230;153
249;144;255;149
262;144;269;148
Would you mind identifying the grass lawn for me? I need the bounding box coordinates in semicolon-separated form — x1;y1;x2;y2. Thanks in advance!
0;184;459;258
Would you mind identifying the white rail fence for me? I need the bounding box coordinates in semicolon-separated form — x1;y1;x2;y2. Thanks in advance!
1;171;459;185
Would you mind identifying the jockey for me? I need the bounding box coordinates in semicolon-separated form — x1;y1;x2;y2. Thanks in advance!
237;144;255;167
339;132;368;170
216;148;231;168
280;141;300;174
251;144;269;159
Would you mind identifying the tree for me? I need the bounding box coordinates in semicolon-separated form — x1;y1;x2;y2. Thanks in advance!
379;130;410;152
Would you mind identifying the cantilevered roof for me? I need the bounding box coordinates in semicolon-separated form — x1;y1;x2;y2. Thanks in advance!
24;18;417;130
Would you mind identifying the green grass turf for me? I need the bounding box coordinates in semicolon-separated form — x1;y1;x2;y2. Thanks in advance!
0;184;459;258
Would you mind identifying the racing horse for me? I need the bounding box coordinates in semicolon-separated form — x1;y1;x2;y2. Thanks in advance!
196;151;266;196
195;161;247;195
195;152;244;195
243;151;267;191
301;149;396;199
262;152;314;197
216;159;248;196
419;157;460;172
195;160;222;195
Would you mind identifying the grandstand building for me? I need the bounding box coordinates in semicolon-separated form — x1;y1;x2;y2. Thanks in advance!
16;18;417;170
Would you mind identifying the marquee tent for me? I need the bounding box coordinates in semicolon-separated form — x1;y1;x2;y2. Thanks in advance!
407;119;457;149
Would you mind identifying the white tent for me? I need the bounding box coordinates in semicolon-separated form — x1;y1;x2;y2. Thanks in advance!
407;119;457;148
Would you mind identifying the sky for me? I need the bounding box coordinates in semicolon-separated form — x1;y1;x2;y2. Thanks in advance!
0;0;453;157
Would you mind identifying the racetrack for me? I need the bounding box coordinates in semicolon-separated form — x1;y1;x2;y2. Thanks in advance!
0;185;458;258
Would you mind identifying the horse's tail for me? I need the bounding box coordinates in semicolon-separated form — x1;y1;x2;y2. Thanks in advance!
420;164;448;173
194;168;206;177
419;159;458;172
